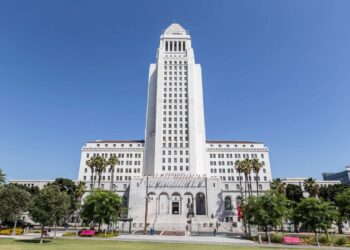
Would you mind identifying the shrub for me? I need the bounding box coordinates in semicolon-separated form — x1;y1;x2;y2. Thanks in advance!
94;231;118;237
270;233;284;243
62;232;76;237
0;228;23;235
333;236;347;246
318;234;329;245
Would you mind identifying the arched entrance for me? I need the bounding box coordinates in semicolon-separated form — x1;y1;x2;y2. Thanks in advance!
195;192;206;215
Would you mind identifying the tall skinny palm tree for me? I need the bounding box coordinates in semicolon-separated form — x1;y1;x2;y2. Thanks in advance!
242;159;252;197
108;154;118;191
235;160;244;199
94;156;107;189
303;177;319;197
251;159;263;196
86;158;95;190
0;168;5;186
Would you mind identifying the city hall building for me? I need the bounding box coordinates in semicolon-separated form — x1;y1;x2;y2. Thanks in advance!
77;23;273;231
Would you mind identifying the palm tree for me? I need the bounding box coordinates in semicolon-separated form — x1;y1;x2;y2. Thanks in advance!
107;155;118;191
0;168;5;186
86;158;95;190
242;159;253;197
271;178;286;194
75;181;86;203
94;156;107;189
303;178;319;197
235;160;244;199
251;159;263;196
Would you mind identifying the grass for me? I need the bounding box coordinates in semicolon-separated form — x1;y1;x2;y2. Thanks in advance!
0;238;318;250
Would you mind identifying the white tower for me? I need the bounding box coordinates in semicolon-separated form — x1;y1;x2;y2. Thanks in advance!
144;23;206;176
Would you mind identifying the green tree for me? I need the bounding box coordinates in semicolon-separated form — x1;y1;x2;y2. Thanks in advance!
75;181;86;203
0;169;5;187
244;191;289;236
48;178;79;226
303;178;319;198
80;189;122;231
28;185;70;243
293;198;339;241
0;185;31;231
335;188;350;234
319;184;348;233
270;178;286;194
107;155;118;191
9;183;40;196
251;159;263;196
285;184;303;232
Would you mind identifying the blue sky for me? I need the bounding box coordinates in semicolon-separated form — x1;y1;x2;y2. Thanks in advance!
0;0;349;181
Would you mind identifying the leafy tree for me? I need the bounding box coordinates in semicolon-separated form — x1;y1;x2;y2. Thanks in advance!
319;184;347;202
251;159;263;196
270;178;286;194
0;168;5;187
107;155;118;191
28;185;70;243
0;185;31;229
335;188;350;234
293;198;339;241
319;184;348;233
303;178;319;197
285;184;303;232
244;191;289;236
49;178;78;211
286;184;303;203
9;183;40;196
81;189;122;231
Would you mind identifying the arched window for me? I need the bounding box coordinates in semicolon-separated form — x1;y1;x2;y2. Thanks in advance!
224;196;232;211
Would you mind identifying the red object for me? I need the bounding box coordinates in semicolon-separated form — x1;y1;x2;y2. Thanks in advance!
237;205;243;219
80;229;95;237
283;236;301;245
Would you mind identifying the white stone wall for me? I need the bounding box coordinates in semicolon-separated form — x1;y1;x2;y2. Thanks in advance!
78;140;144;191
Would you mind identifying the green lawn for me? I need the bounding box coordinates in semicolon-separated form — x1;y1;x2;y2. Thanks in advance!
0;238;311;250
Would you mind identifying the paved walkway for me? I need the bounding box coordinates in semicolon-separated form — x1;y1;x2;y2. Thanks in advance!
116;234;255;245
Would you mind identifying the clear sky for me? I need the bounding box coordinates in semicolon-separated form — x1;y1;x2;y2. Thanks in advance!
0;0;349;181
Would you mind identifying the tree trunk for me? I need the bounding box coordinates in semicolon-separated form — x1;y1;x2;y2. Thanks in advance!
256;172;259;196
54;224;57;239
40;225;45;244
337;220;343;234
12;219;17;235
110;168;114;191
98;174;101;189
90;169;94;190
244;174;247;199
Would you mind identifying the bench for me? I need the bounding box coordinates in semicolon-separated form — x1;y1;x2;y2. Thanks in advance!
80;229;95;237
283;236;301;245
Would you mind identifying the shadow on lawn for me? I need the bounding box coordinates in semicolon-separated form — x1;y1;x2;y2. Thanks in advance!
15;239;52;244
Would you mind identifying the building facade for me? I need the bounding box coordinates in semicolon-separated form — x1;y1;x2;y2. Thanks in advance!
77;23;273;231
323;166;350;185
